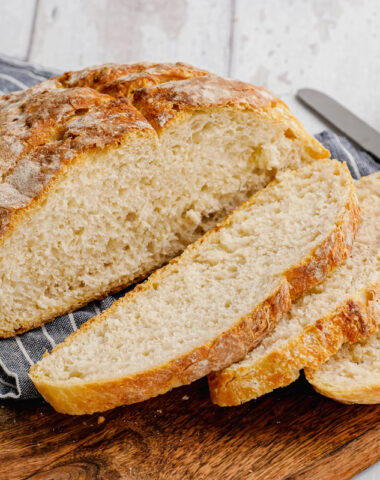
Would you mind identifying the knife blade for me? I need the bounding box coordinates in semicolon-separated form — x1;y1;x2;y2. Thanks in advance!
297;88;380;159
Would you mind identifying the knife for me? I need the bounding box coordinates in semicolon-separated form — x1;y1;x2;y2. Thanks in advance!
297;88;380;160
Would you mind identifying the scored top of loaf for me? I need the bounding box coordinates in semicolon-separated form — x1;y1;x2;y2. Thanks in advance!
58;62;280;130
0;61;328;240
131;76;279;130
0;79;153;237
60;62;209;98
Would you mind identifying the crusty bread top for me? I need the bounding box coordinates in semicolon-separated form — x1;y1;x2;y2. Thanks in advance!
131;76;280;130
59;62;281;130
0;62;329;240
58;62;208;93
0;82;152;237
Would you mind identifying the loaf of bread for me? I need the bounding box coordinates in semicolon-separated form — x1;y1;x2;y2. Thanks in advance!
29;160;358;414
209;172;379;406
305;330;380;404
0;62;328;337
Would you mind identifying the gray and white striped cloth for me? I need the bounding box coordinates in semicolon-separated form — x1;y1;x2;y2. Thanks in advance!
0;55;379;400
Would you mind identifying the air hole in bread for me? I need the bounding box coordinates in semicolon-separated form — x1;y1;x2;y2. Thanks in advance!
284;128;296;139
125;212;137;222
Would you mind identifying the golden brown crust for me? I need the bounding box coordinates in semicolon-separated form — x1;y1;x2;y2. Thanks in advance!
57;62;156;89
0;83;153;239
30;277;291;415
208;283;380;406
30;160;356;414
284;187;360;299
305;311;380;405
131;76;308;135
131;76;278;129
57;62;207;93
101;62;208;99
306;377;380;405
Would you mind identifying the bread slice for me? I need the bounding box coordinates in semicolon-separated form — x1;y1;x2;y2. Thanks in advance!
305;330;380;404
29;160;358;414
209;173;380;406
0;62;329;337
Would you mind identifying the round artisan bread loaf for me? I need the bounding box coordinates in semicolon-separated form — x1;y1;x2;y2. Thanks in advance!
0;62;329;337
30;160;358;414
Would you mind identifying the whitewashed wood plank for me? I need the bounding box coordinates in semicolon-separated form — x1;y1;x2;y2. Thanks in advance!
356;463;380;480
29;0;232;76
0;0;37;59
232;0;380;133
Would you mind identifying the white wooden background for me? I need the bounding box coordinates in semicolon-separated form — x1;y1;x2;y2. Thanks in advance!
0;1;379;478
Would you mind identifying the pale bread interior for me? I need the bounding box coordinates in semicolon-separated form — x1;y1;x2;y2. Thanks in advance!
306;330;380;398
0;107;319;336
31;160;352;385
215;173;380;386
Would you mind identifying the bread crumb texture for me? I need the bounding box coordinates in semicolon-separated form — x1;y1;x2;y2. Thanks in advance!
305;330;380;404
30;160;358;414
209;172;380;406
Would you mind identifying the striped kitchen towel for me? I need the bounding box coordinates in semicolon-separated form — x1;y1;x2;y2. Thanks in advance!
0;55;379;400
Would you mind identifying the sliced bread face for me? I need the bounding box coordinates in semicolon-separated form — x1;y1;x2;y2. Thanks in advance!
305;330;380;404
209;172;380;407
29;160;358;414
0;63;329;337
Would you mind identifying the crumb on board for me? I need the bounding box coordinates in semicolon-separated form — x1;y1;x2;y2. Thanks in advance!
182;395;189;400
98;416;105;424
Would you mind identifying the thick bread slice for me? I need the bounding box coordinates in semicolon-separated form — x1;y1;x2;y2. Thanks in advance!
29;160;358;415
0;62;329;337
305;330;380;404
209;173;380;406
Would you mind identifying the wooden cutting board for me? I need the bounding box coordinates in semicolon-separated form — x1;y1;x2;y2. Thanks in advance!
1;375;379;480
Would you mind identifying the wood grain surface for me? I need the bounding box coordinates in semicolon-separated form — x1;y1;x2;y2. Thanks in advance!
1;376;379;480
